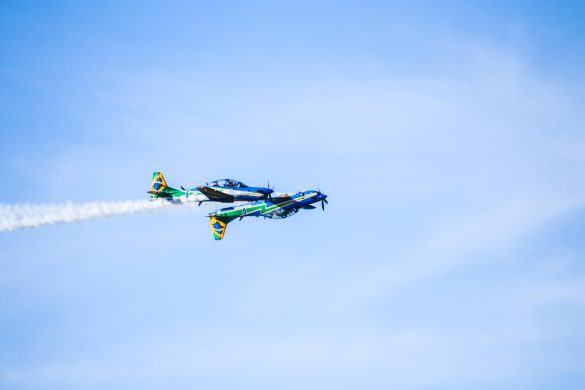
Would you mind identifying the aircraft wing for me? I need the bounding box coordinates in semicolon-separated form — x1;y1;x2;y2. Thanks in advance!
197;186;236;202
270;194;294;204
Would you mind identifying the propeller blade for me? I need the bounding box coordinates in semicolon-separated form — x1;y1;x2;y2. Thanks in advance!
321;200;325;211
324;199;328;204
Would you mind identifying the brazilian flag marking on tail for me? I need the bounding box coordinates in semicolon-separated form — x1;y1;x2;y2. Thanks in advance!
210;216;228;240
151;172;168;198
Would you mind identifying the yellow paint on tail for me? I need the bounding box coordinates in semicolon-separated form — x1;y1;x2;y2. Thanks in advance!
151;172;168;197
210;216;228;240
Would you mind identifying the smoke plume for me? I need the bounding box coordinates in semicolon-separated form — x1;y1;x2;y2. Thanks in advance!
0;200;177;232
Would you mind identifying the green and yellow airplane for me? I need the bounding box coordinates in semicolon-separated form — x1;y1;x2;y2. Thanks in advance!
208;190;328;240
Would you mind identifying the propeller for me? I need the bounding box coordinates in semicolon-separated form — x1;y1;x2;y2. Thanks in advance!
318;186;328;211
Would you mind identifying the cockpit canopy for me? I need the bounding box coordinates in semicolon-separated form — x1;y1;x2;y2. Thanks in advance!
209;179;247;188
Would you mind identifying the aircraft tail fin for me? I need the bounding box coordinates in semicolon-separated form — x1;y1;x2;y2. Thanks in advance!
210;216;230;240
149;171;174;199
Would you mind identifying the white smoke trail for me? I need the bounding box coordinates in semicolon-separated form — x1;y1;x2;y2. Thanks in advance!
0;200;178;232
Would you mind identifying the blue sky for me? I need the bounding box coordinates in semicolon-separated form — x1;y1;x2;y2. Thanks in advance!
1;1;585;389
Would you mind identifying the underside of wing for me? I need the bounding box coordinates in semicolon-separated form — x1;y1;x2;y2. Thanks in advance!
269;195;294;204
197;186;236;202
264;207;300;219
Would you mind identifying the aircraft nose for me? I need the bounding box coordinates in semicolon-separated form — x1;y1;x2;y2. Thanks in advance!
316;192;327;200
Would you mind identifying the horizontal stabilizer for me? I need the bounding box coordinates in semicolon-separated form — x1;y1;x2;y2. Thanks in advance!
146;191;173;198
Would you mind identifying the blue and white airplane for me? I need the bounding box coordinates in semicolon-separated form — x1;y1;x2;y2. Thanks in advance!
197;179;274;203
148;172;273;204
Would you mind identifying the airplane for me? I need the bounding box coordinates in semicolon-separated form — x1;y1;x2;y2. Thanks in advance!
197;179;274;202
208;190;328;240
148;172;274;204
